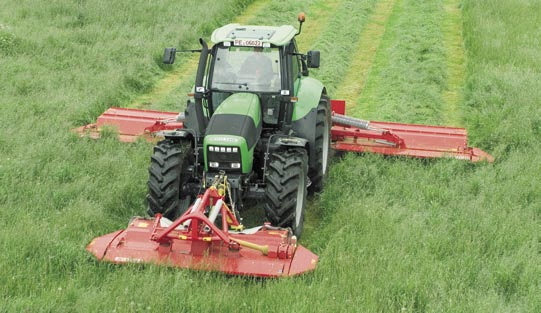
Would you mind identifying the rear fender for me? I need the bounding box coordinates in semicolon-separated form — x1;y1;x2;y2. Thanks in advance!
291;79;326;170
291;77;324;121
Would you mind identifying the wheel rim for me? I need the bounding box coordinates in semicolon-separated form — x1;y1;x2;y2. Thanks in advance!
321;114;330;176
295;172;306;227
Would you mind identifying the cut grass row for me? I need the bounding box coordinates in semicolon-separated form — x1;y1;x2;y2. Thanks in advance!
307;0;378;96
441;0;467;126
334;0;397;112
355;0;448;124
344;0;465;126
340;0;466;126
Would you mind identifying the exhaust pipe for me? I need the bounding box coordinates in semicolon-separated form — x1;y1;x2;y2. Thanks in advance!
194;38;209;135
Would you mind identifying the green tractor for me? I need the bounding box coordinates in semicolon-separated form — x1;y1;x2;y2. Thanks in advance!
147;14;330;237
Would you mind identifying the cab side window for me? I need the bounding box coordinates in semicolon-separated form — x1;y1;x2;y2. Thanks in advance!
292;54;300;81
287;42;301;98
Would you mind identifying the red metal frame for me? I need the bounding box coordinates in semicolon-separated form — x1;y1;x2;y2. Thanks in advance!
329;100;493;162
330;122;493;162
87;184;318;277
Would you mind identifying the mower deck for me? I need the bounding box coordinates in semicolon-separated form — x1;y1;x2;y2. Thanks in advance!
75;107;182;142
87;219;318;277
87;182;318;277
331;120;493;162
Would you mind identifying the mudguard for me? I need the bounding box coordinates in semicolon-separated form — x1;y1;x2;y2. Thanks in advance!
291;77;327;171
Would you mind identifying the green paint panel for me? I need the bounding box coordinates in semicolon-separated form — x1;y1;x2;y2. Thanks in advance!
213;92;261;127
292;76;324;121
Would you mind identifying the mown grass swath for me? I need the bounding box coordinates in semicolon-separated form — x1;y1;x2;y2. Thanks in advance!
334;0;396;112
356;0;447;124
0;0;539;312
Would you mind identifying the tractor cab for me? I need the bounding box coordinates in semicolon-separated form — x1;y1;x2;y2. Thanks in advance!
205;23;315;128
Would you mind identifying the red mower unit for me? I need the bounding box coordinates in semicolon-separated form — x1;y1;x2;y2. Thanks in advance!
80;14;493;277
88;172;317;277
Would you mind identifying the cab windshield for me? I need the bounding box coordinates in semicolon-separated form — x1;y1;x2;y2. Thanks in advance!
211;45;281;93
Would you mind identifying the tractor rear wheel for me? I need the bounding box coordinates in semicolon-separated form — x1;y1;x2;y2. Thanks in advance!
264;148;308;238
147;139;194;219
309;95;331;192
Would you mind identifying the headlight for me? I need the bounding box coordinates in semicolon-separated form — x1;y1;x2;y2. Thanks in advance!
207;146;242;171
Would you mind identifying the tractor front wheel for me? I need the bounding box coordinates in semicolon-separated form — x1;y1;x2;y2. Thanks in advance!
147;139;194;219
264;148;308;238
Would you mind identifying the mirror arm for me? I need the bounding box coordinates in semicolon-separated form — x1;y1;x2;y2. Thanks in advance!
300;55;309;76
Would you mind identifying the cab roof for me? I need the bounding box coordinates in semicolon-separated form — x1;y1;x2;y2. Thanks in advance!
211;24;297;47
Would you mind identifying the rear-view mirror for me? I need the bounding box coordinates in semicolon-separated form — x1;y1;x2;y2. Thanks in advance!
307;50;320;68
163;47;177;64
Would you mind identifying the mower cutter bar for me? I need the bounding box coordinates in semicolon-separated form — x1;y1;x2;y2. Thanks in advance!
331;118;493;162
329;100;494;163
75;107;182;142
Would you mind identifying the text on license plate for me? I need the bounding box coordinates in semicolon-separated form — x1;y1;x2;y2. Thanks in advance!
233;39;263;47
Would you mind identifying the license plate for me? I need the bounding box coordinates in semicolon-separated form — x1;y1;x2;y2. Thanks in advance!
233;39;263;47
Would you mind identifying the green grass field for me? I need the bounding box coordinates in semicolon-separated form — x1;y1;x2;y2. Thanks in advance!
1;0;539;312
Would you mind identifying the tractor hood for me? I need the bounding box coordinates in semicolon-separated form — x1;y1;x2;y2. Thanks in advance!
206;93;262;149
204;93;262;174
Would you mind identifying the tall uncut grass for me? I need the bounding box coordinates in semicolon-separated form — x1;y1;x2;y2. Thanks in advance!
1;0;539;312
